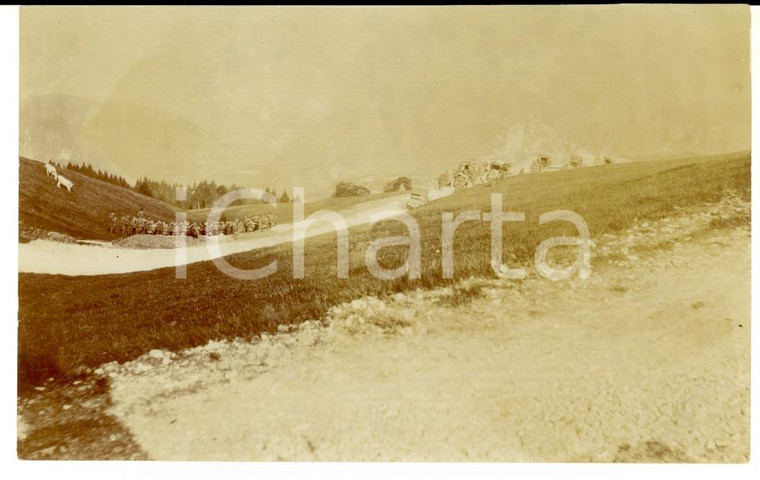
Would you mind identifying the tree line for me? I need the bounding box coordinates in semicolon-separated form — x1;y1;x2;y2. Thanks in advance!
57;162;411;208
59;162;132;190
134;178;297;209
55;162;296;208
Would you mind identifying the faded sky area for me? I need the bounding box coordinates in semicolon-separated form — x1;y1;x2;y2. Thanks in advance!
20;6;750;196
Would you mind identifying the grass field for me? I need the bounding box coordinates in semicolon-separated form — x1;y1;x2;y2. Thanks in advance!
18;152;751;387
186;191;400;224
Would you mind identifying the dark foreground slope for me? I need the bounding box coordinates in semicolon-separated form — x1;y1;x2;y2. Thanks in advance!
19;157;178;241
18;152;750;386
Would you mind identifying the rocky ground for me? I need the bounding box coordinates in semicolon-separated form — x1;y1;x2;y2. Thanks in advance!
17;375;147;460
18;195;751;461
18;222;78;244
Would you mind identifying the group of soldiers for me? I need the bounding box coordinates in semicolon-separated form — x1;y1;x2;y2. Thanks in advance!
108;210;277;238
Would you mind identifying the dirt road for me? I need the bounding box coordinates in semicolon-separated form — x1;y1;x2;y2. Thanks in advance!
100;199;750;462
17;193;409;276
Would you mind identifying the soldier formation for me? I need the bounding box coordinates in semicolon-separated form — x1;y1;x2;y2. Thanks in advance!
109;212;277;238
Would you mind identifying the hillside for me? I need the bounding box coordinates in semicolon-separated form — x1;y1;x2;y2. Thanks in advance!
102;217;750;461
186;191;399;224
18;152;750;386
19;157;178;242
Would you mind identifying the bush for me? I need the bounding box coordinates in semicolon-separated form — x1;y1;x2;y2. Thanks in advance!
333;181;371;198
383;176;412;193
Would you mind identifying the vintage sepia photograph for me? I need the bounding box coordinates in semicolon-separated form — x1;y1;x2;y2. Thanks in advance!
14;5;751;465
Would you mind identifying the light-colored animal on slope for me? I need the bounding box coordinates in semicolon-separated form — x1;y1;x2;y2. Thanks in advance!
57;175;74;192
45;163;58;180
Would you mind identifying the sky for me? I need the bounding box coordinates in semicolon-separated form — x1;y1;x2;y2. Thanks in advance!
20;6;751;196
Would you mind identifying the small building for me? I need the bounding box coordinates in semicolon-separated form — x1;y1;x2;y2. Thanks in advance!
407;185;429;208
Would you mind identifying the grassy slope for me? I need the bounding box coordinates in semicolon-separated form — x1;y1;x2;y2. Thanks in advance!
19;158;178;241
20;156;396;240
186;191;399;224
18;153;751;386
